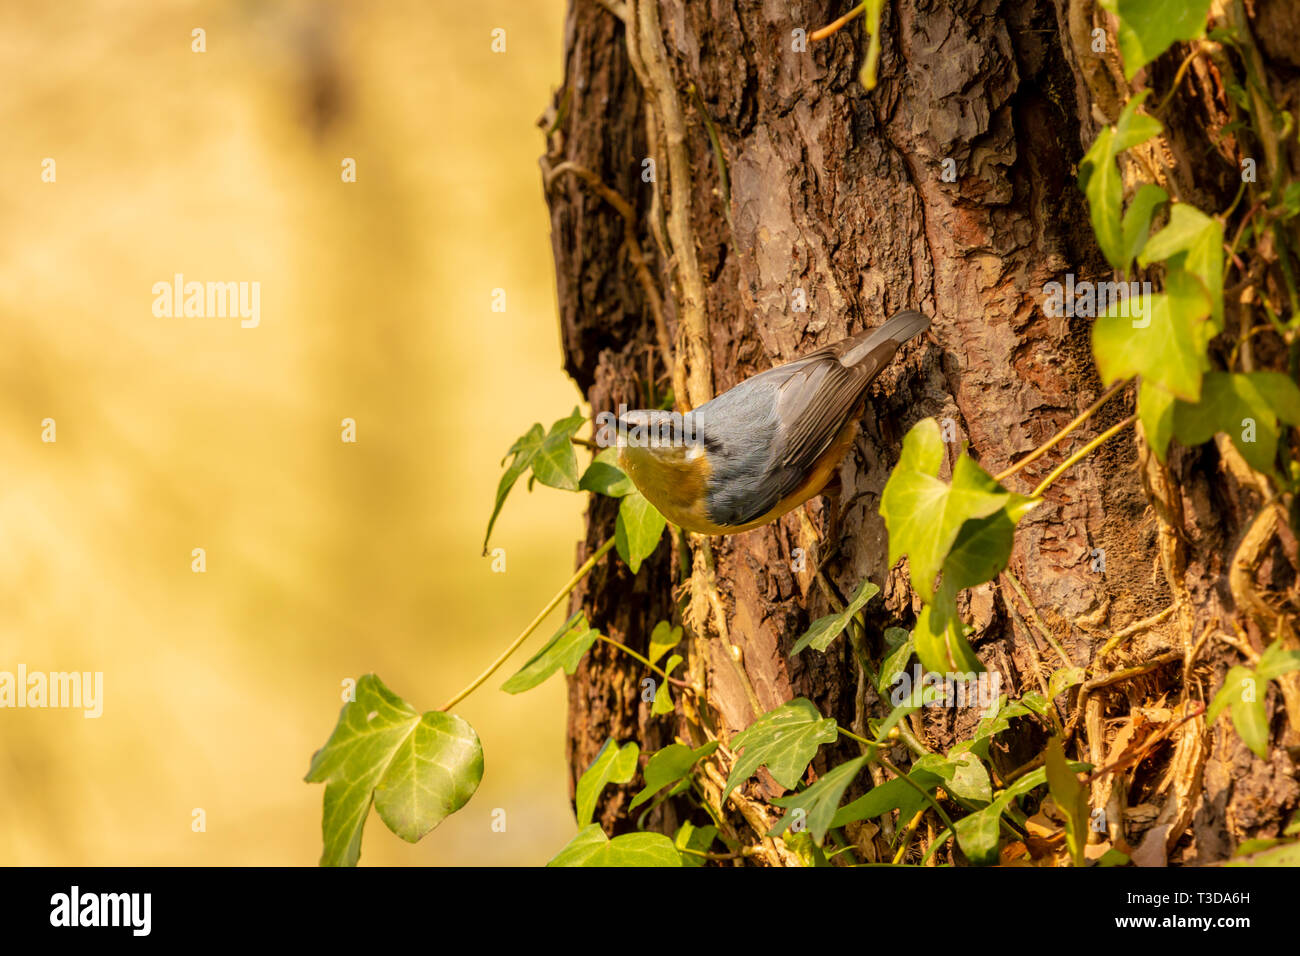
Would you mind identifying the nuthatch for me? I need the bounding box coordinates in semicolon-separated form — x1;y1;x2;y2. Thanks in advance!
613;310;931;535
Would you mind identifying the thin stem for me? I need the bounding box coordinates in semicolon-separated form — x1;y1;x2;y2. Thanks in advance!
994;382;1126;484
1003;570;1074;669
439;537;615;711
892;809;926;865
1030;415;1136;498
811;2;865;41
1153;43;1208;115
596;634;693;688
837;724;876;748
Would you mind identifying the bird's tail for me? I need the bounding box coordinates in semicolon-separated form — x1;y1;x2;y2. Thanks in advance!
839;309;931;366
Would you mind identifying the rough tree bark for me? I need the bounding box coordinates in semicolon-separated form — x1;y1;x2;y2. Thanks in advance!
540;0;1300;864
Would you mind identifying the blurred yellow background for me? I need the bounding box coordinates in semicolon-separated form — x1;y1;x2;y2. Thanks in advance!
0;0;586;864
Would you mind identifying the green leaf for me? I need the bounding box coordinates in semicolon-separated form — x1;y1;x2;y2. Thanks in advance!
547;823;682;867
500;611;598;694
948;759;1091;865
305;674;483;866
1139;203;1225;330
943;495;1037;593
579;446;634;497
1112;90;1163;153
630;741;719;810
1139;378;1177;461
722;698;838;801
1208;665;1268;759
1101;0;1213;80
1077;96;1162;271
615;488;667;573
913;582;984;675
647;620;682;666
1080;127;1124;269
1224;841;1300;867
530;407;585;491
1257;639;1300;683
575;739;640;826
651;654;683;715
1121;184;1169;269
1092;284;1209;401
673;821;719;867
831;776;928;828
769;756;869;845
1172;372;1300;478
953;800;1005;865
914;750;992;804
1045;737;1088;866
877;627;915;693
482;423;544;553
1048;666;1086;701
792;576;880;654
881;420;1017;601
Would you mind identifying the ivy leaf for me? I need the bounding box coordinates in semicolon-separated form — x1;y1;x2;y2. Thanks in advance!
769;756;869;845
1092;280;1209;401
575;739;640;826
1172;372;1300;478
791;576;881;654
913;750;992;804
1257;639;1300;683
831;776;928;828
943;495;1037;593
1139;203;1225;330
913;581;984;675
1079;127;1124;269
548;823;682;867
1139;378;1177;461
482;423;544;553
305;674;483;866
1099;0;1213;80
1120;184;1169;270
1045;737;1088;866
529;407;585;490
877;627;915;693
881;419;1015;601
616;488;667;573
651;654;683;715
722;698;838;801
630;741;719;810
500;611;598;694
1048;666;1086;701
1208;665;1268;759
1225;841;1300;867
579;446;634;497
945;760;1091;865
647;620;682;666
1112;89;1163;153
674;821;719;867
1078;94;1162;271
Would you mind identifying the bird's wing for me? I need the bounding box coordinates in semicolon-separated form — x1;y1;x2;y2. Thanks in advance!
767;333;903;501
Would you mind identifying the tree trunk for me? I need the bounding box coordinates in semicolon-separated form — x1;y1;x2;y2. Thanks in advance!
541;0;1300;864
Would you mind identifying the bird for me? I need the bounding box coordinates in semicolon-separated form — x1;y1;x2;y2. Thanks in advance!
613;309;931;535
